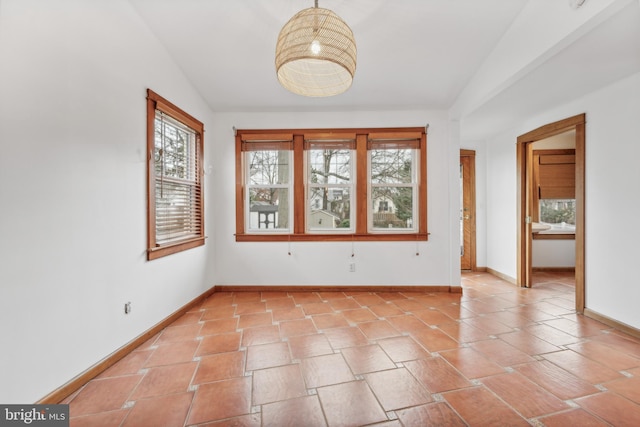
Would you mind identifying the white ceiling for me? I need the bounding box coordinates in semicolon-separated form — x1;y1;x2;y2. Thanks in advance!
128;0;640;140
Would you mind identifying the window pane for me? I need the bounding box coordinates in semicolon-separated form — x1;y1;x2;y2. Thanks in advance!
308;187;351;230
155;180;201;243
309;149;351;184
249;150;289;185
155;117;196;180
249;188;289;230
540;199;575;225
370;148;413;184
371;186;413;229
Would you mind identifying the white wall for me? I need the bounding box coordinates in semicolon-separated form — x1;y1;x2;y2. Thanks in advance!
212;111;459;287
477;71;640;329
0;0;216;403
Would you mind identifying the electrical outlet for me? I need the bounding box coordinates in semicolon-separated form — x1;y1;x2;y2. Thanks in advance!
349;263;356;272
124;302;132;314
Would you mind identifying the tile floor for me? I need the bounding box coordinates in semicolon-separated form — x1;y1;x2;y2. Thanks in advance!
66;272;640;426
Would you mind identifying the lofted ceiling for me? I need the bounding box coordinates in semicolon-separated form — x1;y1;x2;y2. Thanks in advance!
128;0;640;140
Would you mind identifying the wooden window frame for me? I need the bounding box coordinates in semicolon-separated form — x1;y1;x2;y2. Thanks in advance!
235;127;428;242
146;89;205;260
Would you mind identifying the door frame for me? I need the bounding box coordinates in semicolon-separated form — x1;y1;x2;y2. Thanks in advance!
460;149;476;271
516;114;585;313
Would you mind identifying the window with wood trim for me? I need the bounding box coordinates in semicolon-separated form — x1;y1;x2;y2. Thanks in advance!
235;127;427;242
147;89;205;260
532;149;576;238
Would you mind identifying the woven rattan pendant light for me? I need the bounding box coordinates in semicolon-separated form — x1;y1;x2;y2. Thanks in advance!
275;0;356;97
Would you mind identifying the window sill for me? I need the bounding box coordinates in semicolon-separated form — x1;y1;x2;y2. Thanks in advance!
235;233;429;242
148;236;205;260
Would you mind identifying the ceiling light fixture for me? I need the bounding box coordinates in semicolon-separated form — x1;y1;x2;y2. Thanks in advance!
275;0;357;97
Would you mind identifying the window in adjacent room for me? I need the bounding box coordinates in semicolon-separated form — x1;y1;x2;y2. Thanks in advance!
147;89;205;260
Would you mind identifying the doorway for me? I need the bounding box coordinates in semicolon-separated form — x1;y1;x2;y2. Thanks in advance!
516;114;585;313
460;150;476;271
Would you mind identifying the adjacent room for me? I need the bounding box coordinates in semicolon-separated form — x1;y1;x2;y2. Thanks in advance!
1;0;640;425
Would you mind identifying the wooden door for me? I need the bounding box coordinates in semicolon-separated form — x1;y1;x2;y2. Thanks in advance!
460;150;476;271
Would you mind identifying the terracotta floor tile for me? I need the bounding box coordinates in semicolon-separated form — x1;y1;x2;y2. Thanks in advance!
323;327;369;349
197;332;242;356
350;293;386;307
368;302;405;318
391;298;426;312
340;344;396;375
357;319;401;340
412;308;454;326
262;395;327;427
311;313;350;330
470;338;534;367
404;357;472;393
318;291;348;300
197;413;261;427
70;409;130;427
328;297;361;311
385;314;429;333
537;408;610;427
130;362;197;400
156;323;202;344
481;372;568;418
395;402;466;427
261;291;290;300
291;292;322;305
543;349;623;384
121;392;193;427
411;326;459;352
238;312;272;329
69;375;143;417
439;347;504;379
252;364;307;405
544;317;605;338
462;316;513;335
317;380;388;427
201;305;236;321
301;353;355;388
68;272;640;426
200;317;239;336
377;336;431;362
233;291;262;303
265;296;296;311
171;311;203;326
575;391;640;427
288;333;334;359
499;330;561;355
98;350;152;378
193;351;245;384
245;341;291;371
566;340;640;371
364;368;432;410
443;386;530;427
187;377;252;425
524;323;583;347
301;301;335;315
375;291;408;301
437;320;490;343
514;360;599;400
241;325;281;347
271;306;306;322
235;301;266;315
603;376;640;404
341;308;378;323
143;340;199;368
279;318;318;338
